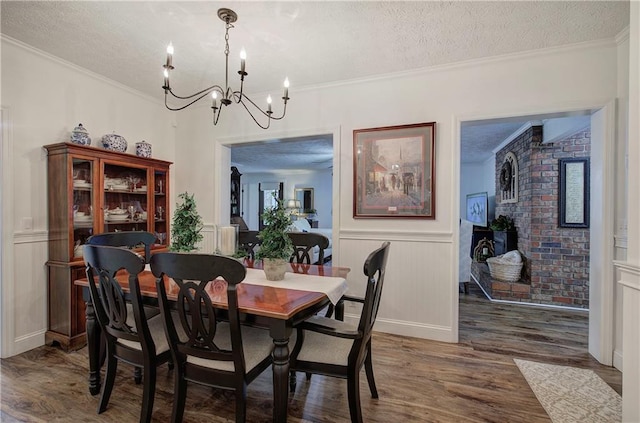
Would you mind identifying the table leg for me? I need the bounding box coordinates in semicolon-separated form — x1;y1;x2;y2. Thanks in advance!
271;335;291;423
85;297;101;396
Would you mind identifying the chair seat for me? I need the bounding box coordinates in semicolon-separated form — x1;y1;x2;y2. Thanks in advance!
120;309;179;355
186;323;275;372
296;317;355;366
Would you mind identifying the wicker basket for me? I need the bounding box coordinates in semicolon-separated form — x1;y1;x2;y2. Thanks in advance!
486;257;523;282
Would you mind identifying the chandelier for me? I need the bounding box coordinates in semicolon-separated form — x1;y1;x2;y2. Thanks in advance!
162;8;290;129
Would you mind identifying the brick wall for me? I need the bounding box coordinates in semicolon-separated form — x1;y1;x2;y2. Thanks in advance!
495;126;590;308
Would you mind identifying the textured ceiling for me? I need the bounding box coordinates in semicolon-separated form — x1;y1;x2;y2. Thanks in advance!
0;1;629;171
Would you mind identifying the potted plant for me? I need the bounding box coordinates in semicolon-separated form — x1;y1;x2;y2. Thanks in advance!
256;197;294;280
170;192;204;252
489;214;517;256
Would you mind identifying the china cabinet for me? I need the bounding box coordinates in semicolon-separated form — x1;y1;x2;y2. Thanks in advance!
230;166;241;218
44;142;172;351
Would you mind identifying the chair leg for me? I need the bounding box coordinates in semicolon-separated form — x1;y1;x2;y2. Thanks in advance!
347;370;363;423
98;353;118;414
235;384;248;423
171;370;187;423
289;370;297;393
134;366;142;384
364;343;378;398
140;364;156;423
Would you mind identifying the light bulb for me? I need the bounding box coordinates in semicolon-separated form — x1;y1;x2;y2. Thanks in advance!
240;49;247;60
284;78;290;88
267;95;272;104
163;69;169;78
212;91;217;99
166;43;174;55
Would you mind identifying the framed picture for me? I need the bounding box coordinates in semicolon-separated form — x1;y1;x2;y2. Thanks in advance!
353;122;436;218
465;192;488;227
558;158;590;228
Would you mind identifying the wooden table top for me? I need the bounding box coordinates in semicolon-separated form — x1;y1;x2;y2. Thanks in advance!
75;260;350;320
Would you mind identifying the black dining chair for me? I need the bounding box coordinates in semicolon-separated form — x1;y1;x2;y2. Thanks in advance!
289;241;391;423
83;244;175;423
86;230;162;383
237;230;261;260
150;252;275;423
287;232;330;265
86;231;157;263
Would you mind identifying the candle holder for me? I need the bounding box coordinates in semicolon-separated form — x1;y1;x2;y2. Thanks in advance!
216;224;239;256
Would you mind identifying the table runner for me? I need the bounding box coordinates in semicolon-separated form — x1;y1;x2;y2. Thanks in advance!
243;268;347;305
144;265;348;305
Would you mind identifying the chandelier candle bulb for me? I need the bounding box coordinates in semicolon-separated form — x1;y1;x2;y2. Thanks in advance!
163;69;170;90
211;91;217;109
239;49;246;74
283;78;289;99
267;95;272;113
166;43;174;68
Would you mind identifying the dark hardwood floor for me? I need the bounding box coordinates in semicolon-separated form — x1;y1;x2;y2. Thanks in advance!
0;282;621;422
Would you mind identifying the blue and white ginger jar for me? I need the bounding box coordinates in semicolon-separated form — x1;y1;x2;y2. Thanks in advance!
70;123;91;146
102;132;127;152
135;140;152;158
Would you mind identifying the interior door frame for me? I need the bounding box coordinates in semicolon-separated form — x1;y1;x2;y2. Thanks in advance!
213;125;342;261
454;100;616;365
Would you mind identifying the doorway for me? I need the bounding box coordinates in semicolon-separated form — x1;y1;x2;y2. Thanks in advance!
457;103;615;366
258;182;283;230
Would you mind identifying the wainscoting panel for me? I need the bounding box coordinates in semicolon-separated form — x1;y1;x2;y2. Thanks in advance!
338;233;455;341
11;232;48;355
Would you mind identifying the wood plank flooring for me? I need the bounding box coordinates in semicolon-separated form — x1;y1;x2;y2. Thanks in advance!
0;283;621;422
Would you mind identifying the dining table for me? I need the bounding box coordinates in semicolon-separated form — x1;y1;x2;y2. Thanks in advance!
74;258;350;423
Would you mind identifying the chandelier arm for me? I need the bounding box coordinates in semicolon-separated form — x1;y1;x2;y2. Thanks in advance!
213;103;223;125
167;85;222;100
235;97;271;129
165;91;214;111
234;92;287;121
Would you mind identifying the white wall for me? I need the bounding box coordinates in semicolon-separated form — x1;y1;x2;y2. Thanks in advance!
175;40;622;343
0;37;176;357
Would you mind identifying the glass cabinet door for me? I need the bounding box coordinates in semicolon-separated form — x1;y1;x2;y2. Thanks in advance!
153;169;168;247
103;162;150;234
72;158;95;259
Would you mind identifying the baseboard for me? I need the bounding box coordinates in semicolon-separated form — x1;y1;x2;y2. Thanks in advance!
343;313;454;342
613;348;623;371
3;330;46;358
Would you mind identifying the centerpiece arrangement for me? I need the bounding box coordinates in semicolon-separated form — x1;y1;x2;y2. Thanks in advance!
256;197;294;281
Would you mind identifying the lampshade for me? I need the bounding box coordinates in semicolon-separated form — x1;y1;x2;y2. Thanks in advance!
286;199;301;209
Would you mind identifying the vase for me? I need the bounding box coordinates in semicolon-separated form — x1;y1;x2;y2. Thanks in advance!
70;123;91;146
135;140;152;157
262;258;287;281
216;224;239;256
102;131;127;152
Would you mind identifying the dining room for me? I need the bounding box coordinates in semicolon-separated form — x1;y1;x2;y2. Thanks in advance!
1;2;639;422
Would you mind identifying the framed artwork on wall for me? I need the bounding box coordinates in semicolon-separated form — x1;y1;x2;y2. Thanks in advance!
353;122;436;218
558;158;590;228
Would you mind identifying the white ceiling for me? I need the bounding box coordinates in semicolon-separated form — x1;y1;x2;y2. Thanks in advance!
0;1;629;171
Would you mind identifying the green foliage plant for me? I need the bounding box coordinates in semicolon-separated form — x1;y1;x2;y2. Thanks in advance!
171;192;204;252
255;197;294;261
490;214;515;231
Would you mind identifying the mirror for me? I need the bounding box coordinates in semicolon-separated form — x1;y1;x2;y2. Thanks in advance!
294;188;314;212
